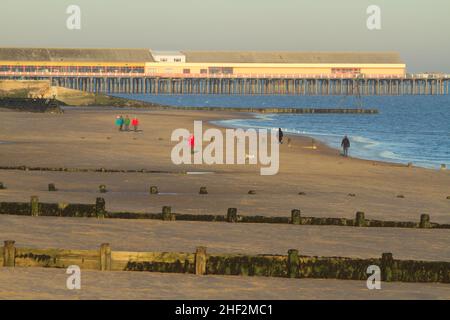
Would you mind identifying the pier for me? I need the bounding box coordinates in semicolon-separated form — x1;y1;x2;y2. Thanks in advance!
1;48;448;95
5;73;447;95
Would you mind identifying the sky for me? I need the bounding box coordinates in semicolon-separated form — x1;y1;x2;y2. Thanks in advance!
0;0;449;72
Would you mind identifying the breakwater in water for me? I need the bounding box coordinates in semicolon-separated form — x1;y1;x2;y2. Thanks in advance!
149;105;378;114
0;98;62;113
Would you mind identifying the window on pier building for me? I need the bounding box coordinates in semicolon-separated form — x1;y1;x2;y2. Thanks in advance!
222;67;233;75
208;67;234;75
183;69;191;74
332;68;361;74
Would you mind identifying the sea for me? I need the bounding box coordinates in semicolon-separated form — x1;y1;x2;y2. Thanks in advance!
114;94;450;169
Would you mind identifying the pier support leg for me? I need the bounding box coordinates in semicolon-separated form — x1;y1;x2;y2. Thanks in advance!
287;249;300;278
162;206;175;221
100;243;111;271
355;211;366;227
195;246;207;275
227;208;238;223
381;252;395;282
96;197;106;218
3;240;16;267
291;209;301;225
30;196;39;216
419;214;431;229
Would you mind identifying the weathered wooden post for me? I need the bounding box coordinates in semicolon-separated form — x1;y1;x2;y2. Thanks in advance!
287;138;292;148
195;246;207;275
96;197;106;218
227;208;238;223
58;202;68;216
99;243;111;271
162;206;175;221
440;164;447;171
355;211;366;227
30;196;39;216
291;209;301;225
3;240;16;267
0;182;5;190
48;183;57;191
381;252;394;282
99;184;107;193
287;249;299;278
407;162;413;168
199;186;208;194
419;214;431;229
149;186;159;195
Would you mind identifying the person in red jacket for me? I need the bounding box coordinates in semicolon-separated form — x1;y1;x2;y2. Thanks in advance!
131;116;139;132
188;134;195;154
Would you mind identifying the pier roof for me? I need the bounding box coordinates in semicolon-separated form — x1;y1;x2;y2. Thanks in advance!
0;48;154;62
0;48;404;65
181;51;404;64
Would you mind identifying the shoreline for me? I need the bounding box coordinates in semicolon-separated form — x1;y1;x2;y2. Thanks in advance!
206;111;430;170
109;93;450;170
59;103;446;171
58;105;426;170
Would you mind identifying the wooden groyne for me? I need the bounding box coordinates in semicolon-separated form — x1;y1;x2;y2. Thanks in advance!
1;241;449;283
0;197;448;229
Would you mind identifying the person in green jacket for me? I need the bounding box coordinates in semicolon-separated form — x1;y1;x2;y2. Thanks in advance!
124;115;131;131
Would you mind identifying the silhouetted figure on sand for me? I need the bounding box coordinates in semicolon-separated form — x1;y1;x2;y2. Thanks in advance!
341;135;350;157
278;128;284;144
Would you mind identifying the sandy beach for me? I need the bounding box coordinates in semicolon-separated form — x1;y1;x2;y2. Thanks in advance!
1;267;449;300
0;107;449;299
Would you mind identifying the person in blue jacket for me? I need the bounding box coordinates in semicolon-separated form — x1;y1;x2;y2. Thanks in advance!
115;115;124;131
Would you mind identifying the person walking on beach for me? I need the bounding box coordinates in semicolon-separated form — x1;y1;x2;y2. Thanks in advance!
131;116;139;132
189;134;195;154
115;115;124;131
341;135;350;157
124;115;131;131
278;128;284;144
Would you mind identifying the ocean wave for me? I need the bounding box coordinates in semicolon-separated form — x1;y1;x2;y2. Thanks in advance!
254;114;276;121
379;150;401;160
